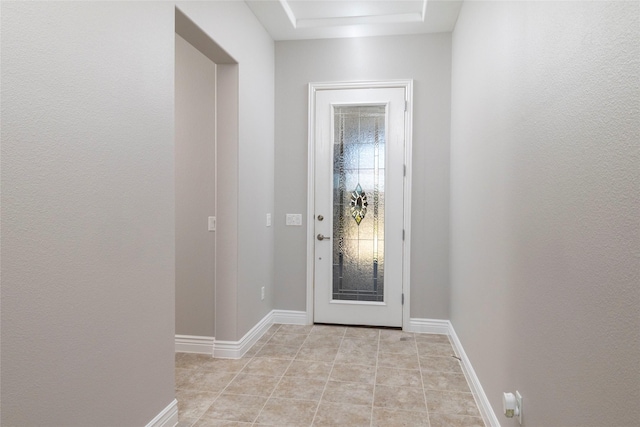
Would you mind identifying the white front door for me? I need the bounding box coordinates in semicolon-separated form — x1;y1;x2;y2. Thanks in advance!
313;85;407;327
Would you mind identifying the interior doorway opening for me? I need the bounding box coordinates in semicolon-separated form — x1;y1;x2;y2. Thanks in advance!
174;8;239;348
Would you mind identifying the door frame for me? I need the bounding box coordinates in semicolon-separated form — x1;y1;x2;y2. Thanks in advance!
306;80;413;330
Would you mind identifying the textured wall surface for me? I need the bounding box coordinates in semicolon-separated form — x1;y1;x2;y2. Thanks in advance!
275;34;452;319
175;34;217;338
177;1;275;339
450;1;639;425
1;2;175;425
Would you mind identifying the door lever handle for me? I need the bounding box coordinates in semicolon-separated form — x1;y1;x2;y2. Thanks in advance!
317;234;331;241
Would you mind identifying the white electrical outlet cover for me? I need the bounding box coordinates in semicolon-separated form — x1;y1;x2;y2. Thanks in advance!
286;214;302;226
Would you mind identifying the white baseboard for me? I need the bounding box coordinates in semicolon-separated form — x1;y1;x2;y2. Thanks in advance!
175;310;308;359
145;399;178;427
212;309;309;359
447;322;501;427
406;317;450;334
214;310;274;358
175;334;214;355
406;318;499;427
271;309;308;325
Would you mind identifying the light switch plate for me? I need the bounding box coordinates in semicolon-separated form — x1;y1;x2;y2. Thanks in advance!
266;213;271;227
208;216;216;231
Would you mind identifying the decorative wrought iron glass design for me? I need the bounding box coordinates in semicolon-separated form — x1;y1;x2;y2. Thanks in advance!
350;183;368;225
333;105;385;302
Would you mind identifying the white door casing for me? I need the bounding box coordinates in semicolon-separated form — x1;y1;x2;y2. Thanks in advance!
307;81;413;328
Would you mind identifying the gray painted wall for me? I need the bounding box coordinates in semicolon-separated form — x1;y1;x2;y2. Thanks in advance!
450;1;639;425
175;34;217;338
274;34;452;319
215;64;240;343
177;1;275;340
1;2;175;425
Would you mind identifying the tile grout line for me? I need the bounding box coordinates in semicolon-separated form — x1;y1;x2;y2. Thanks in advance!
188;323;281;427
369;329;381;427
174;363;204;427
419;335;487;426
179;330;487;427
417;333;432;427
309;326;347;426
177;329;488;427
177;367;237;426
445;334;487;426
250;323;307;426
185;367;239;426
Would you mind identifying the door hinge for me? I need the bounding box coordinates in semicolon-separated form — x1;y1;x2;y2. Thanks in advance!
403;164;406;177
402;293;405;305
404;100;407;112
402;229;405;241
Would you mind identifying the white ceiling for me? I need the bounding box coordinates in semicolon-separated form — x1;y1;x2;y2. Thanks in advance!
245;0;463;41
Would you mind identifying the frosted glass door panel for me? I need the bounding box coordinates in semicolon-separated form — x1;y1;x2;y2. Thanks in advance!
333;106;385;302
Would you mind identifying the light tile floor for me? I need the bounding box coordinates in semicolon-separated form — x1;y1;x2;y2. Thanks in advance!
175;324;486;427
